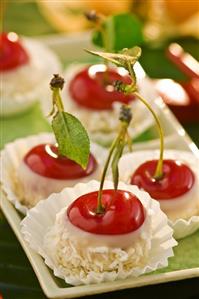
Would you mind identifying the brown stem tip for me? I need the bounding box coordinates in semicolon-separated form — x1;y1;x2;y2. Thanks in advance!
84;10;99;22
50;74;65;90
119;105;132;124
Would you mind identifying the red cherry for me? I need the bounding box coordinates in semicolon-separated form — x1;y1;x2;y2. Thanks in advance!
69;65;134;110
24;144;97;180
0;32;29;71
67;189;145;234
131;159;195;200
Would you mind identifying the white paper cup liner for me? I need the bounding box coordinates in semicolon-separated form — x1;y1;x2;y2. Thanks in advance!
118;150;199;239
0;133;107;215
41;63;157;146
1;38;62;116
21;180;177;285
169;217;199;240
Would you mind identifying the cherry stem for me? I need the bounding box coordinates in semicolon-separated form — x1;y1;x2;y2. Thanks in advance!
85;10;110;79
49;74;65;115
52;88;64;112
96;105;132;214
127;60;137;86
134;91;164;180
96;136;118;214
115;61;164;180
114;68;164;179
97;16;110;79
118;57;164;180
126;131;133;152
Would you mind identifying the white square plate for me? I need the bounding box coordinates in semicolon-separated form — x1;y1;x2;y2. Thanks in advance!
1;34;199;298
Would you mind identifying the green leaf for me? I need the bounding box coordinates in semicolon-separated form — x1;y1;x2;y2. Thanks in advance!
52;111;90;169
92;30;103;48
85;47;141;68
92;13;143;52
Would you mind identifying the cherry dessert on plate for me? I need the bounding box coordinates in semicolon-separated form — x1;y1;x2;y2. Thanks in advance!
0;75;105;211
69;64;133;110
119;150;199;223
131;159;195;200
17;142;100;208
0;32;29;71
1;32;61;116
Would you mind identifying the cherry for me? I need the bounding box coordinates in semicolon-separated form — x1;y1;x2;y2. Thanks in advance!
0;32;29;71
131;159;195;200
24;144;97;180
69;65;134;110
67;189;145;234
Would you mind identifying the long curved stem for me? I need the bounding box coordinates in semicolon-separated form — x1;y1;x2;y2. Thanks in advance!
127;60;137;87
134;91;164;179
100;21;111;82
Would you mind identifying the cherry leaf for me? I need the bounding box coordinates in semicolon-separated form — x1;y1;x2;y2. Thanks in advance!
92;13;143;51
52;111;90;169
85;47;141;68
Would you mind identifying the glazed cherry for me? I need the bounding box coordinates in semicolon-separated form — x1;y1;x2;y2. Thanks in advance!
24;144;97;180
69;64;134;110
0;32;29;71
67;189;145;234
131;159;195;200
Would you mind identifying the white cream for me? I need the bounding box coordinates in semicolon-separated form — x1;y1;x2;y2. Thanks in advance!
42;64;156;145
45;205;152;249
1;38;61;116
119;150;199;221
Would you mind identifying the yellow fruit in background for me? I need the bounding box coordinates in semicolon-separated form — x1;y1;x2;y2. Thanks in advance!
86;0;132;15
37;1;89;32
37;0;132;33
165;0;199;23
